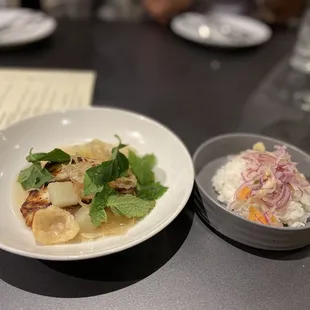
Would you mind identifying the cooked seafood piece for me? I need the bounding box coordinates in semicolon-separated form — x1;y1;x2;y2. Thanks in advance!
109;172;137;190
45;163;69;182
45;157;101;184
20;186;51;227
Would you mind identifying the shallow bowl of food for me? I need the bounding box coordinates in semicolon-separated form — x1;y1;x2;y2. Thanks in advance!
193;133;310;251
0;107;194;260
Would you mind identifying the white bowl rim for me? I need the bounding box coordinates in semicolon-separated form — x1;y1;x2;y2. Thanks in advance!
0;107;195;260
193;132;310;231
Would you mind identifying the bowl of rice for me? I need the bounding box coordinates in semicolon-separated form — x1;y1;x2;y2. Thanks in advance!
193;133;310;251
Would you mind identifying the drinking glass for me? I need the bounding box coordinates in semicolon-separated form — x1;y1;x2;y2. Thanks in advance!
290;7;310;73
43;0;93;19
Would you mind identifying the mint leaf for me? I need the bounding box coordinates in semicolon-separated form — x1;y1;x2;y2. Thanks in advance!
89;186;116;227
85;160;115;185
90;206;107;227
18;163;53;190
137;182;168;200
84;137;129;194
111;137;128;176
85;156;128;186
111;135;127;159
107;195;155;218
26;148;70;164
20;148;70;190
83;173;103;196
112;152;129;178
128;151;156;185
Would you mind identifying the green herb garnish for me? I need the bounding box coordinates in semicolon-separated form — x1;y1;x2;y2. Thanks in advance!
18;163;53;190
128;150;167;200
137;182;168;200
86;136;131;225
83;138;129;196
128;151;156;185
89;186;116;227
18;148;71;190
107;195;156;218
83;173;103;196
26;148;70;164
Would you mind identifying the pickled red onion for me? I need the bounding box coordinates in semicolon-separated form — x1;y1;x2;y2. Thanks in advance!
230;144;310;211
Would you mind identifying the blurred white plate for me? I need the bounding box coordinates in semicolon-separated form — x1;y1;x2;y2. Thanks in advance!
171;12;272;48
0;8;56;47
0;107;194;260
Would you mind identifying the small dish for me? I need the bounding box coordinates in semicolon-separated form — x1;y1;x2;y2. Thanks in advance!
171;12;272;48
0;107;194;260
193;133;310;251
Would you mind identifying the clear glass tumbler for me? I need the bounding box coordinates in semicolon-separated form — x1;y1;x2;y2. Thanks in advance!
43;0;93;19
290;8;310;74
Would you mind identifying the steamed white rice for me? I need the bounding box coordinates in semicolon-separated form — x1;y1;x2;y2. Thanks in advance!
212;155;310;227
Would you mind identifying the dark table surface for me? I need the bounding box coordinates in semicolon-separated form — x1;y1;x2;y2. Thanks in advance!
0;20;308;310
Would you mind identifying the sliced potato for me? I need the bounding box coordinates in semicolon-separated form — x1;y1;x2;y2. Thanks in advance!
74;206;97;234
48;181;79;208
32;206;80;245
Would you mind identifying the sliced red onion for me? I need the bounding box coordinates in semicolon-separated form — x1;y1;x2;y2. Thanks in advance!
276;186;291;209
263;212;270;224
233;145;309;217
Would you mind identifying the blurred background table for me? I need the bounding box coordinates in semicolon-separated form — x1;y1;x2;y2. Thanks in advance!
0;20;309;310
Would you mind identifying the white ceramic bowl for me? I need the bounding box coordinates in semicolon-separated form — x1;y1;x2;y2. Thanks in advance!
0;107;194;260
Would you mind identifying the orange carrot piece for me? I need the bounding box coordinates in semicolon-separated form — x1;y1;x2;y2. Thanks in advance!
237;187;251;201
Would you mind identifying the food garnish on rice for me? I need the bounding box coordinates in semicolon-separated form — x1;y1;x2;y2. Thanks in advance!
212;142;310;228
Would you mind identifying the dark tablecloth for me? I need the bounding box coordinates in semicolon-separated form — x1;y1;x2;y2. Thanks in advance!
1;20;308;310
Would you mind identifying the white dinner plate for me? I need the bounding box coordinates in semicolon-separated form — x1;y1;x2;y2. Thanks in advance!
0;107;194;260
0;8;56;47
171;12;272;48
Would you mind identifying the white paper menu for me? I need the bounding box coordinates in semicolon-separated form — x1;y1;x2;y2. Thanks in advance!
0;68;96;129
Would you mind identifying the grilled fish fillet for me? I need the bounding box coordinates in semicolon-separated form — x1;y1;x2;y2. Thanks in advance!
45;157;101;183
20;187;51;227
20;186;80;227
